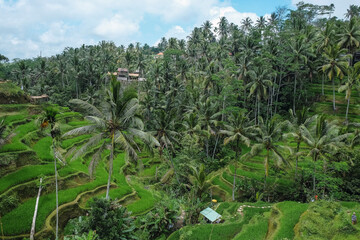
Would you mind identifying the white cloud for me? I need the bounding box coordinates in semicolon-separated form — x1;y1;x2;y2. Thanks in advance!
291;0;359;18
153;25;187;46
94;14;140;39
40;22;69;44
209;6;261;28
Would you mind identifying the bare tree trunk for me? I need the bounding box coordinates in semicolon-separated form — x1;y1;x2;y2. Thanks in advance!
212;135;219;160
53;143;58;240
164;142;180;184
293;74;297;113
345;94;350;123
255;98;258;124
295;141;300;180
106;134;115;200
332;78;336;111
232;163;236;201
275;73;283;115
30;178;43;240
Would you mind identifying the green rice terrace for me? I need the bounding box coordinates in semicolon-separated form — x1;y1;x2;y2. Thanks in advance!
1;3;360;239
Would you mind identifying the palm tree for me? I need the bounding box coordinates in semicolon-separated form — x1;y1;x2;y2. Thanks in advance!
316;21;335;95
300;115;350;194
246;67;273;124
284;107;315;179
288;35;313;113
149;108;180;183
188;164;212;199
38;107;61;240
338;17;360;55
322;45;350;111
220;111;254;201
338;63;360;123
345;5;360;19
64;78;158;199
245;116;290;185
241;17;253;33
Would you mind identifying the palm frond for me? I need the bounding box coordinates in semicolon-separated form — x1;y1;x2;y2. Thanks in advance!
69;99;104;118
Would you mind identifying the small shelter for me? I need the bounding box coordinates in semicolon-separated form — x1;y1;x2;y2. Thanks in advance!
30;94;49;104
200;207;221;223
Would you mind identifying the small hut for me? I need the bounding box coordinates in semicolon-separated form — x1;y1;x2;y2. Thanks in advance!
200;207;222;223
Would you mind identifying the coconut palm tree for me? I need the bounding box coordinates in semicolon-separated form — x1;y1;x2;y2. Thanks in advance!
322;45;350;111
38;107;62;240
345;5;360;19
244;116;291;185
338;63;360;123
188;164;212;199
149;108;180;183
288;35;314;113
299;115;350;194
64;77;158;200
284;107;316;179
338;17;360;56
220;111;255;201
246;67;273;124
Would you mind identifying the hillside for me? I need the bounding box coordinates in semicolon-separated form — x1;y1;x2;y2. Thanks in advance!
0;81;359;239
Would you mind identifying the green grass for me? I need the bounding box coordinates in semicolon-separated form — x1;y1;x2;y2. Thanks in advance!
0;164;54;194
0;121;37;153
126;185;156;215
61;134;92;149
273;201;308;240
33;136;53;161
67;121;89;127
1;113;27;125
2;164;107;235
212;175;232;196
233;212;269;240
0;164;77;194
140;164;159;177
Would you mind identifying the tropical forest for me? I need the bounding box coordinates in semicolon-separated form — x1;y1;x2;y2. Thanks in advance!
1;2;360;240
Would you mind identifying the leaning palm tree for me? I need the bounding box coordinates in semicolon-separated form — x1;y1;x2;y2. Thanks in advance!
38;107;62;240
64;77;158;200
300;115;350;195
220;111;255;201
338;63;360;123
322;45;350;111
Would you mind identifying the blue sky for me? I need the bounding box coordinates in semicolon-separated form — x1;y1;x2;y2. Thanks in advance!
0;0;357;60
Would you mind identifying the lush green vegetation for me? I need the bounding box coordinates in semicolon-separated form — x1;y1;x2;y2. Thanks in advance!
1;2;360;240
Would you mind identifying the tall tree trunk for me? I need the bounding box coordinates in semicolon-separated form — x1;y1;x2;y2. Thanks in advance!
30;178;43;240
295;141;300;180
232;162;237;201
164;142;180;184
258;97;261;124
275;73;283;115
53;143;58;240
212;134;219;159
264;149;269;190
106;133;115;200
332;78;336;111
293;74;297;113
313;154;318;194
345;94;350;123
321;74;324;96
254;98;258;124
